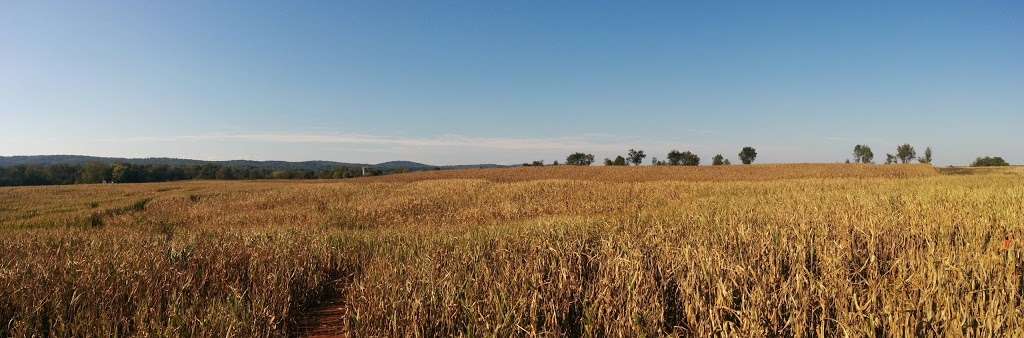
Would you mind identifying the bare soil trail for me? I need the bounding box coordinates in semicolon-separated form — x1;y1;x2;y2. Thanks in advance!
295;299;347;337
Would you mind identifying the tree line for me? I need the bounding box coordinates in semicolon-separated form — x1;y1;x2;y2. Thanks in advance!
1;144;1013;187
849;144;933;164
536;144;1010;168
0;162;379;187
549;146;758;167
848;144;1003;167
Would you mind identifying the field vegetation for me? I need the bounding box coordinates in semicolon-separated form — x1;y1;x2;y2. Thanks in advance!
2;164;1024;336
354;163;939;183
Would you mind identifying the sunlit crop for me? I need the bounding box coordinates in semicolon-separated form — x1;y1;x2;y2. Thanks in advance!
3;164;1023;336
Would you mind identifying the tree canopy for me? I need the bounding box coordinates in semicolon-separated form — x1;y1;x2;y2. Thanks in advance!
972;156;1009;167
604;156;627;166
896;144;916;164
918;147;933;164
667;150;700;166
712;154;730;165
565;153;595;166
738;147;757;165
852;145;874;164
0;162;367;187
626;149;647;166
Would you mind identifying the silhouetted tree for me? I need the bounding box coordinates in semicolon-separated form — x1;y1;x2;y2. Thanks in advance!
566;153;595;166
738;147;757;164
853;145;874;164
896;144;916;164
604;156;627;166
667;151;682;165
627;149;646;166
972;156;1009;167
667;150;700;166
918;147;933;164
712;154;730;165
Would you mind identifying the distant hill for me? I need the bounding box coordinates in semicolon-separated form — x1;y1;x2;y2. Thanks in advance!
374;161;437;171
375;161;506;171
0;155;506;172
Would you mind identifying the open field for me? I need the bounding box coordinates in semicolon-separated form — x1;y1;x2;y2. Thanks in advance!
355;163;941;183
2;164;1024;336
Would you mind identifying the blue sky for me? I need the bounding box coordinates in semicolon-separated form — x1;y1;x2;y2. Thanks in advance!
2;1;1021;165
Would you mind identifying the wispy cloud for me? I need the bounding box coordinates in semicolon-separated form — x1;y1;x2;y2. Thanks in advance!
824;136;893;145
686;129;718;135
88;131;805;164
107;132;630;152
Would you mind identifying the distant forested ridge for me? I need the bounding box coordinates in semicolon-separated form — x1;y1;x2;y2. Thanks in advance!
0;155;505;187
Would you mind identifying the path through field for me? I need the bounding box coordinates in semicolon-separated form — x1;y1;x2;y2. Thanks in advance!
296;299;346;337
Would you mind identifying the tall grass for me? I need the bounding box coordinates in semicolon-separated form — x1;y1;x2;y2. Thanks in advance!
1;164;1022;336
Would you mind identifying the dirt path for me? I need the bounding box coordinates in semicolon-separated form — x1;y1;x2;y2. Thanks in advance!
295;298;347;337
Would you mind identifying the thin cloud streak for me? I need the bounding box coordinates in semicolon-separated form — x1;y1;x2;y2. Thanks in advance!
96;132;799;164
108;132;630;152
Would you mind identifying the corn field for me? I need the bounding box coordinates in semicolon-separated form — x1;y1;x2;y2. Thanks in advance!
2;164;1023;336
